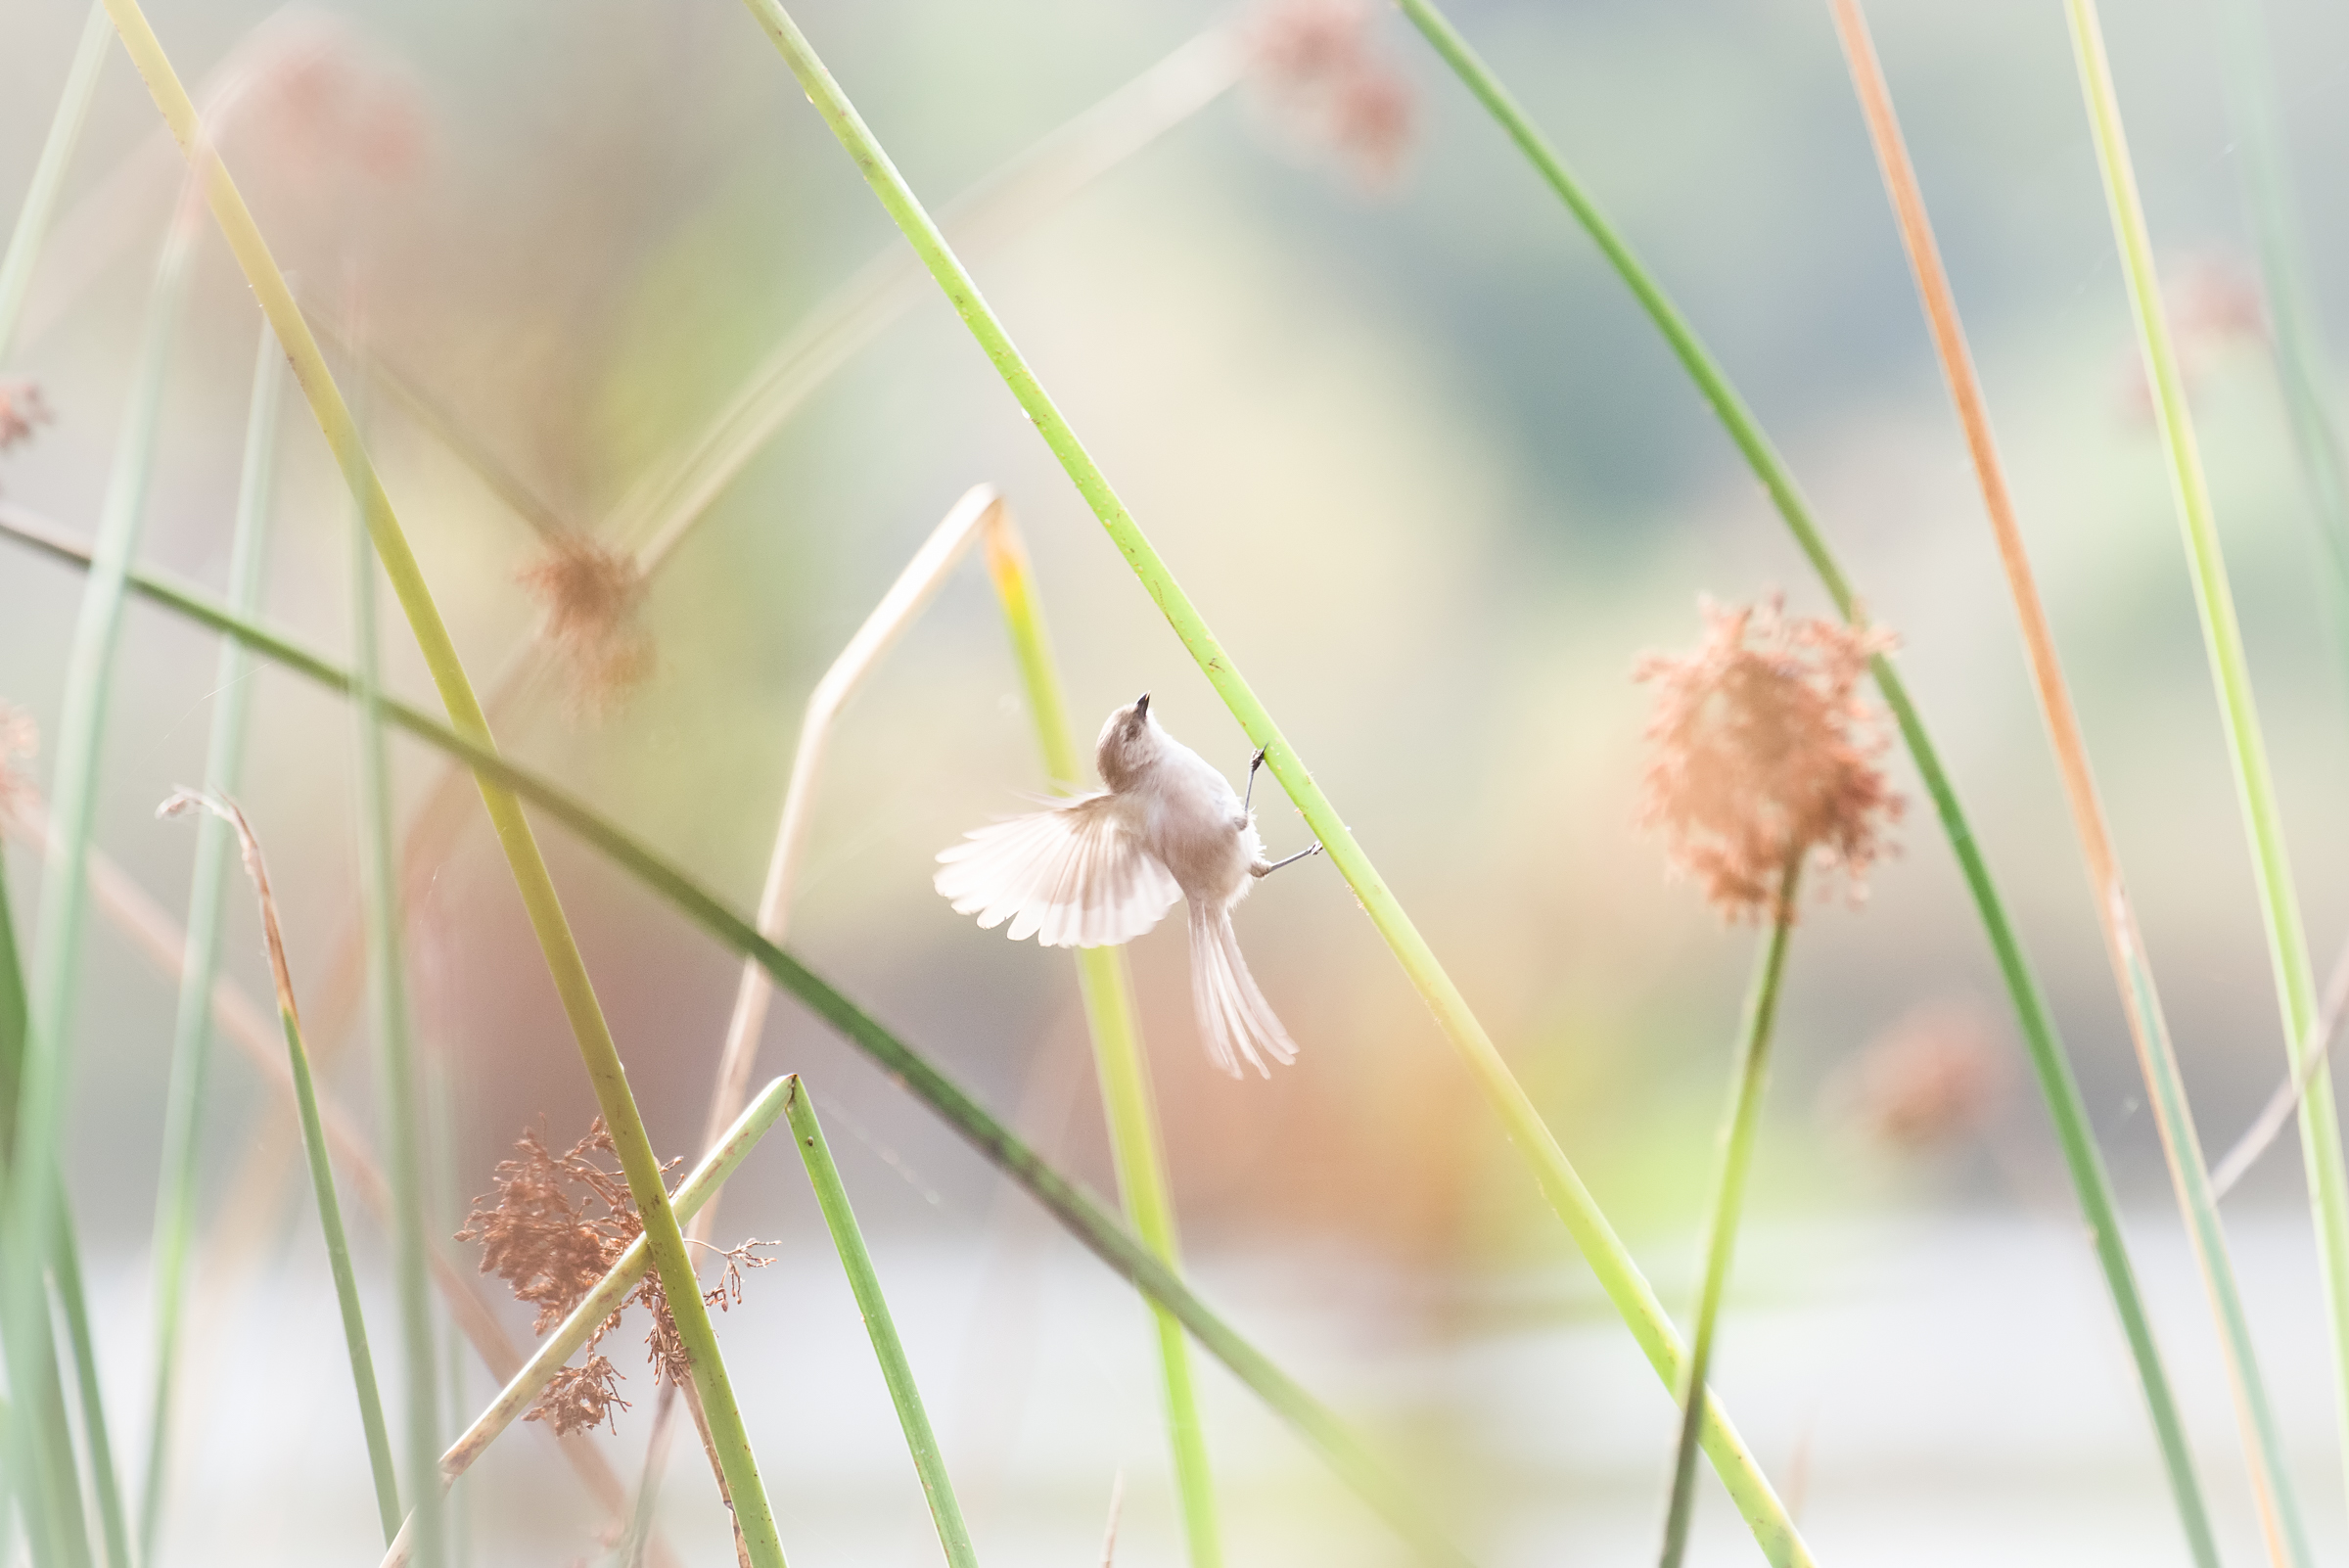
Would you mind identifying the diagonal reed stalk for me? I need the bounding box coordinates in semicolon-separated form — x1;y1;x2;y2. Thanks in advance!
1;152;207;1568
160;789;403;1541
1392;0;2216;1546
728;3;1808;1555
1659;863;1799;1568
97;4;787;1559
376;1079;794;1568
984;501;1222;1565
140;319;283;1563
0;842;106;1568
4;790;682;1568
1832;6;2305;1560
784;1078;978;1568
0;525;1475;1568
0;0;112;361
2061;0;2349;1537
2209;0;2349;664
351;438;443;1563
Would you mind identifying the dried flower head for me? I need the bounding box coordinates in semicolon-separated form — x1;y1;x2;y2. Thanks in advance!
1840;998;2009;1151
0;382;53;453
518;534;655;717
1244;0;1416;190
459;1119;768;1433
1635;596;1902;921
213;15;430;189
0;706;38;829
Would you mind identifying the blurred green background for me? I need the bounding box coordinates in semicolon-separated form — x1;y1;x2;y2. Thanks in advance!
6;0;2349;1562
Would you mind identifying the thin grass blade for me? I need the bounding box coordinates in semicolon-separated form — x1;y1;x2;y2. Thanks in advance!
0;0;112;360
349;360;443;1568
2062;2;2342;1547
983;503;1221;1565
139;319;283;1563
784;1079;977;1568
159;790;402;1542
1;162;205;1564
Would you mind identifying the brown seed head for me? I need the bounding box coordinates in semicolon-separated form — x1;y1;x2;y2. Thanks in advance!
460;1119;765;1431
0;382;53;453
1244;0;1416;189
1845;998;2009;1151
517;534;654;716
1635;596;1902;921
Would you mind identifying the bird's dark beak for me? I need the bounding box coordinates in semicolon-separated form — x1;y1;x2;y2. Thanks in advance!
1134;692;1151;719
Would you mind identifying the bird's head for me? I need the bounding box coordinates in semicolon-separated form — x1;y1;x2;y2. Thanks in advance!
1096;692;1162;791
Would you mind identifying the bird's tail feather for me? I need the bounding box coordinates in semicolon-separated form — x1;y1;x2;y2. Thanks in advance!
1188;899;1297;1079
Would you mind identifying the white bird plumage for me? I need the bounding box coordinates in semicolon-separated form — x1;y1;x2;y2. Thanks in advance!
936;693;1308;1077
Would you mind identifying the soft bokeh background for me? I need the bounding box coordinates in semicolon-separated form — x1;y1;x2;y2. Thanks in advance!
6;0;2349;1561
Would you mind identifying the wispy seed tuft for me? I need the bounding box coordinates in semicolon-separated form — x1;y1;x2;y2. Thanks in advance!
1635;596;1901;922
517;534;655;716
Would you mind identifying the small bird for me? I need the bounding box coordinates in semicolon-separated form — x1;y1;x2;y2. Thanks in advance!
936;693;1320;1077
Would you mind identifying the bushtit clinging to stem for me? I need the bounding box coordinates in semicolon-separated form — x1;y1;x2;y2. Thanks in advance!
936;693;1321;1077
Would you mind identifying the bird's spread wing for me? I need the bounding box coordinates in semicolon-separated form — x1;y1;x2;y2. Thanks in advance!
935;793;1181;948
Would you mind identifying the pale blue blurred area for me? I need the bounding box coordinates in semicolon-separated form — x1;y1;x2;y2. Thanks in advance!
8;0;2349;1558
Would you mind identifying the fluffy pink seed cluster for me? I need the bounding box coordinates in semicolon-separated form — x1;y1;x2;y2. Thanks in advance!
1245;0;1417;188
0;382;52;454
1635;597;1902;922
517;535;655;717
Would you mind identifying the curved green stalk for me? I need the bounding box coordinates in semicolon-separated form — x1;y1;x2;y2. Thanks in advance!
2063;1;2346;1542
785;1080;977;1568
1392;0;2214;1546
983;510;1221;1568
353;472;442;1566
0;0;111;360
96;5;784;1560
2;162;202;1565
724;5;1806;1558
1659;868;1797;1568
0;525;1474;1568
141;321;283;1564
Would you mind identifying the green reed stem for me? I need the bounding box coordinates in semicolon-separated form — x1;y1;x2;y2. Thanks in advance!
164;792;403;1543
2063;3;2345;1542
1393;1;2214;1547
0;533;1472;1568
1;846;96;1568
0;0;111;361
784;1079;978;1568
1;160;202;1561
96;6;785;1560
2212;0;2349;659
725;6;1804;1558
1660;866;1797;1568
49;1190;127;1568
352;474;442;1566
139;321;283;1565
982;511;1221;1567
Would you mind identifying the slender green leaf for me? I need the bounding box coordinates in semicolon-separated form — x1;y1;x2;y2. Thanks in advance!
785;1079;977;1568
